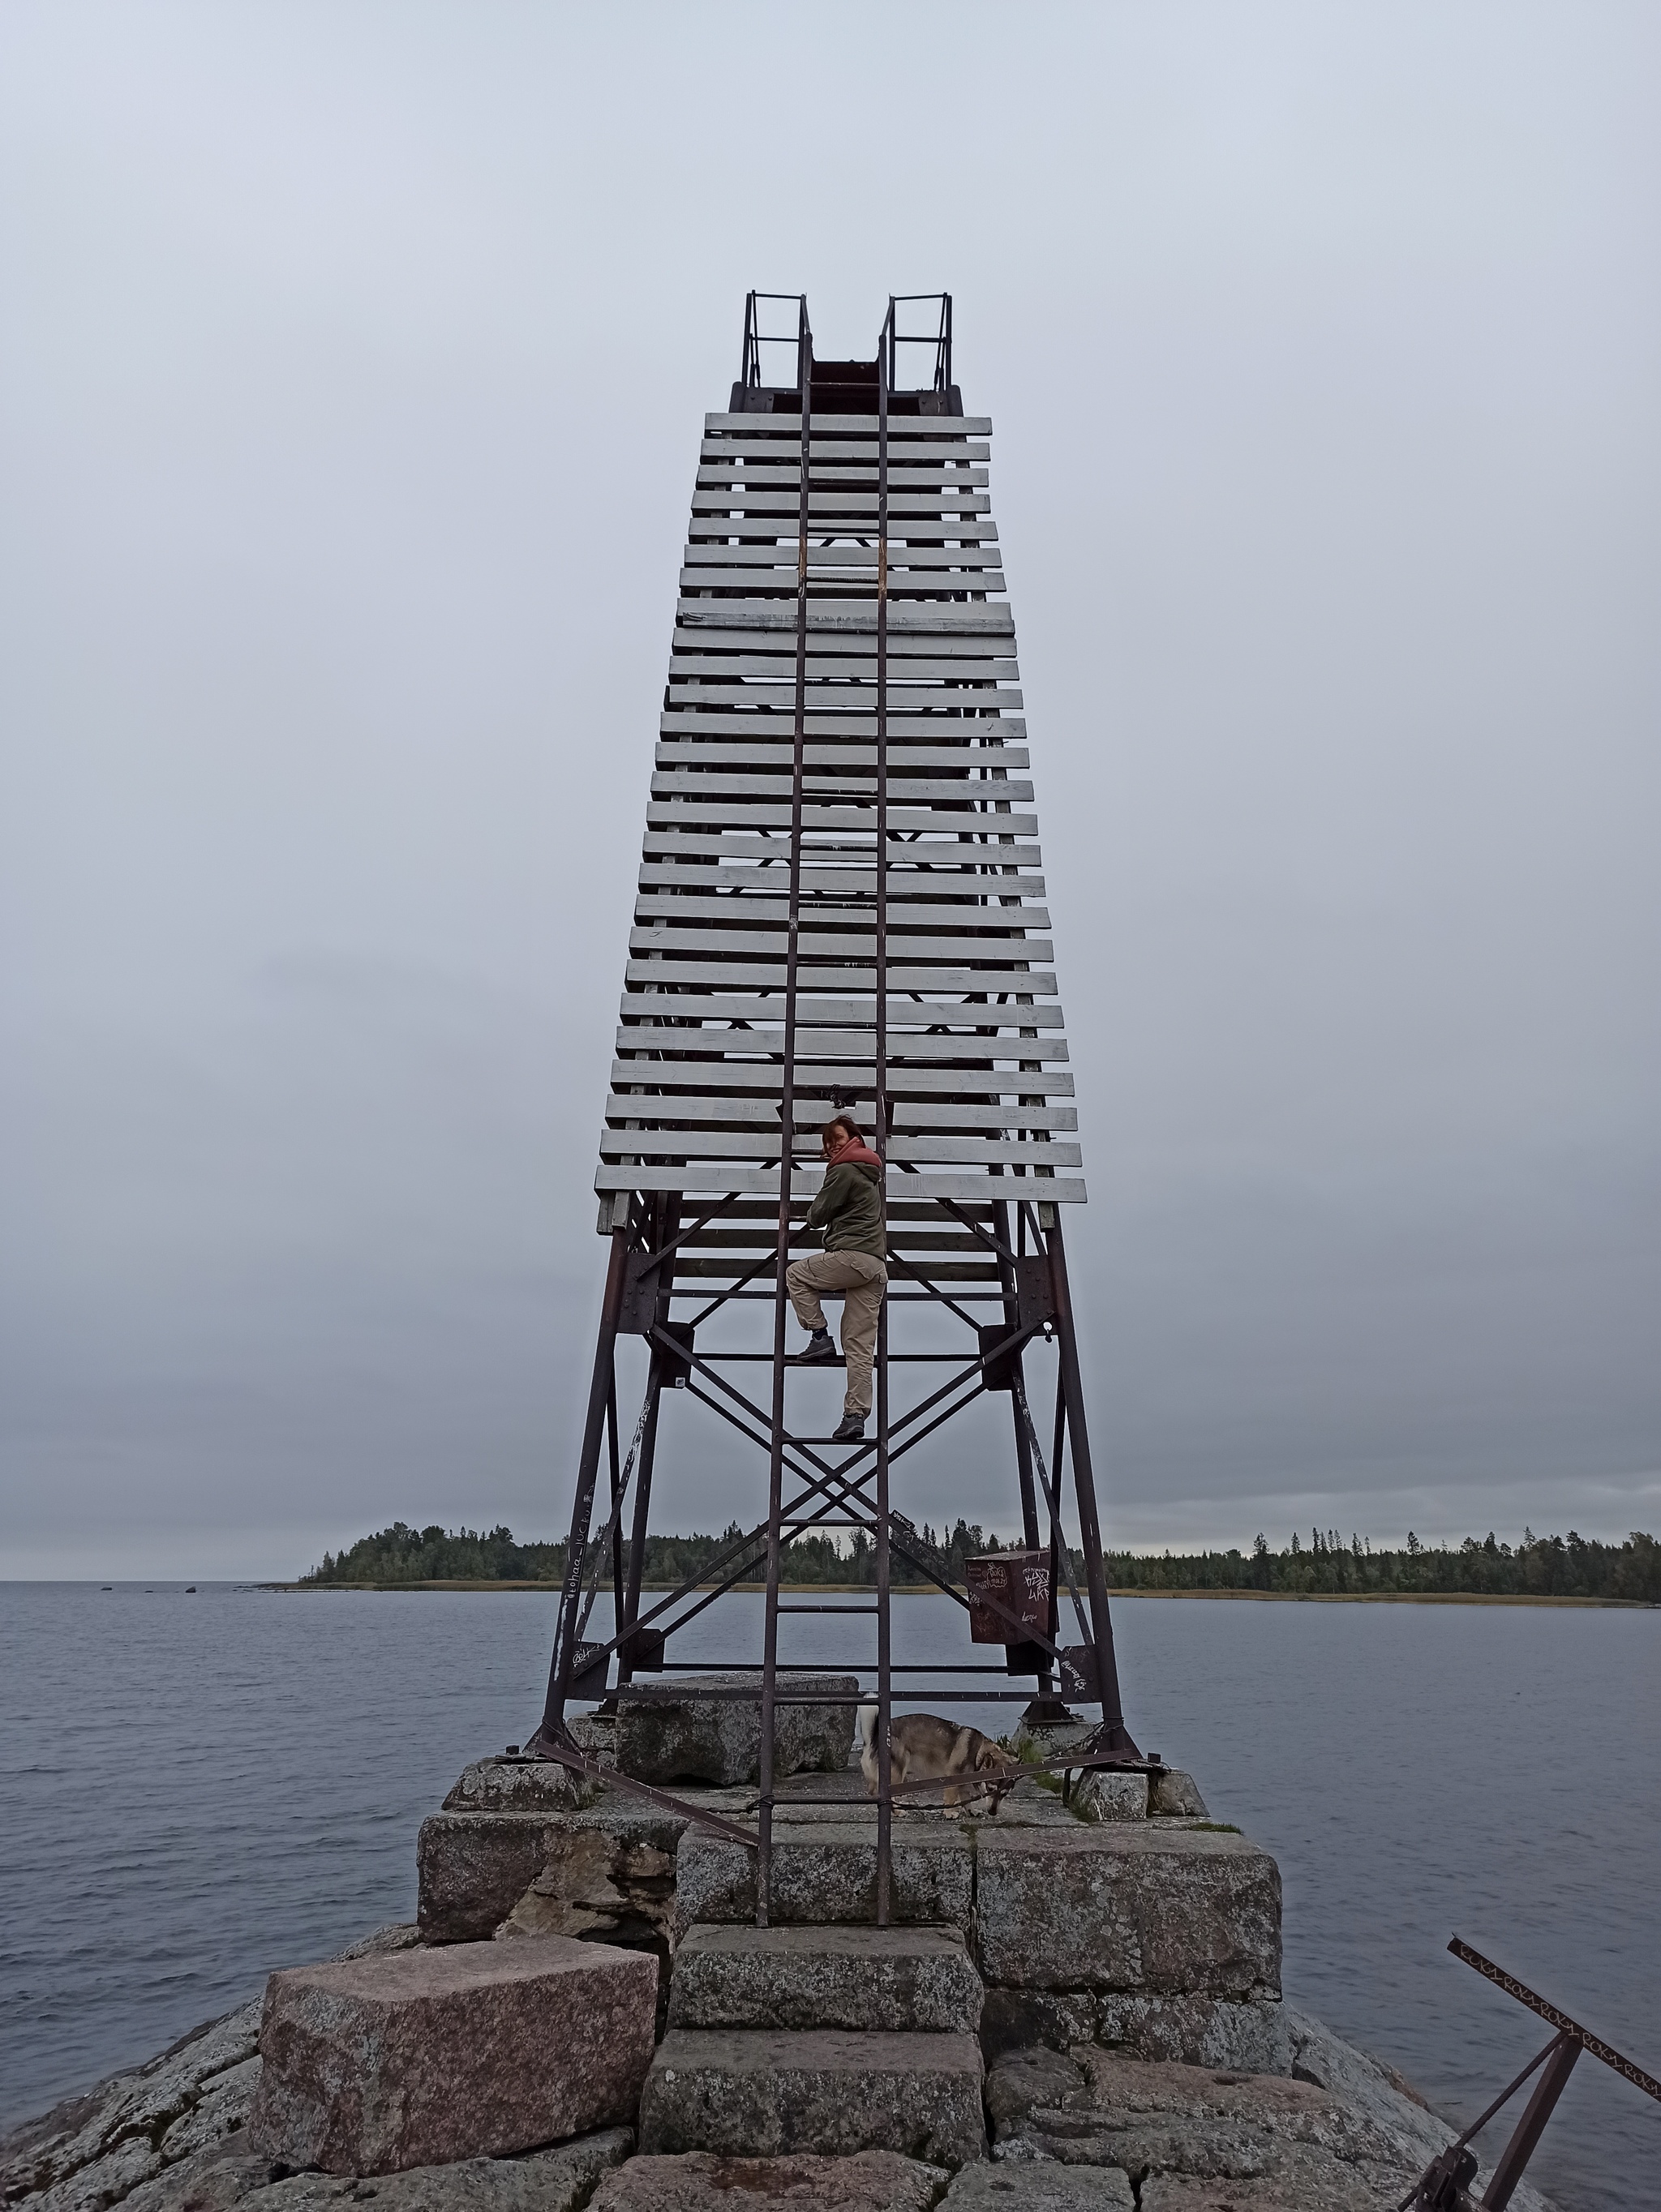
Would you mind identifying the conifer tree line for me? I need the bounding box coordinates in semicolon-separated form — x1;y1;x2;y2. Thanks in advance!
302;1520;1660;1603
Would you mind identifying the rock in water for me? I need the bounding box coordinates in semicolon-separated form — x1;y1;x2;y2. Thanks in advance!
614;1672;857;1786
249;1936;656;2174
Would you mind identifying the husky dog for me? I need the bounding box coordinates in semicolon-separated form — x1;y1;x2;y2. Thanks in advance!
858;1704;1023;1816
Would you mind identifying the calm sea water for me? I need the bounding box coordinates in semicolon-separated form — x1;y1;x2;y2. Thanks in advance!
2;1584;1656;2210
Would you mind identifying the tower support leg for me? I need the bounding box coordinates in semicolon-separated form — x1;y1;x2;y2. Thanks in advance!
536;1224;630;1746
616;1367;663;1687
1481;2035;1580;2209
1045;1211;1139;1757
618;1194;679;1686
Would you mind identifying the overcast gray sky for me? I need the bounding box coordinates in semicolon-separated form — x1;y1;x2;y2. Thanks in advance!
2;3;1657;1578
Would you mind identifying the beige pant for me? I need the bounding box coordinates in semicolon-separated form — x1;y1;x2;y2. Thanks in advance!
786;1250;888;1419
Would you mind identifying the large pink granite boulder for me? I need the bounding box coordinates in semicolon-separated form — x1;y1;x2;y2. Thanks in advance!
250;1936;657;2174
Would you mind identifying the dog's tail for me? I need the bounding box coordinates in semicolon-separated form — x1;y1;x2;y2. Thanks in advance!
858;1702;878;1755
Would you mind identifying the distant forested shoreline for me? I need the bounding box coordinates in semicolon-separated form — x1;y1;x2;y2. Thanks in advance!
299;1521;1661;1603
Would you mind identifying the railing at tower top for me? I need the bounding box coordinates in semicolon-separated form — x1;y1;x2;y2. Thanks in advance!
740;290;810;397
882;291;953;396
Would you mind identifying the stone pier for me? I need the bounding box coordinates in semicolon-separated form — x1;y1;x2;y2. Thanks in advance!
2;1721;1558;2212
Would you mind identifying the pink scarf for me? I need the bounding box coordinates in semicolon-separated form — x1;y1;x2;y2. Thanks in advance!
826;1135;882;1171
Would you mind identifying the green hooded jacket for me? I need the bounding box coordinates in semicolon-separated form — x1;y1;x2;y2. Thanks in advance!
806;1155;886;1260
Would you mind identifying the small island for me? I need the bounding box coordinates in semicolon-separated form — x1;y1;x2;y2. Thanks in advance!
291;1521;1661;1603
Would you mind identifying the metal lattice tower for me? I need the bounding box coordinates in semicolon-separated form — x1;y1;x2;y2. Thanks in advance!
529;292;1144;1919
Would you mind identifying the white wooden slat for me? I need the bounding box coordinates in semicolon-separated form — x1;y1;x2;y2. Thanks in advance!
645;803;1037;835
697;462;991;487
705;412;994;436
598;1164;1087;1202
624;977;1066;1013
640;831;1042;865
702;439;991;463
682;559;1003;577
633;891;1051;928
667;659;1017;683
646;807;1040;837
636;867;1049;902
683;541;1005;565
667;659;1018;687
673;603;1016;635
663;701;1021;724
672;634;1018;663
674;628;1020;654
609;1059;1075;1097
656;688;1025;715
635;855;1044;882
654;744;1030;769
603;1094;1078;1132
650;774;1036;804
702;428;994;448
620;980;1064;1020
598;1129;1083;1169
629;923;1050;957
615;1023;1071;1063
680;573;1009;598
688;519;1002;544
658;713;1028;741
680;539;1008;566
693;480;994;507
630;927;1053;962
690;487;992;513
677;599;1017;626
671;639;1018;663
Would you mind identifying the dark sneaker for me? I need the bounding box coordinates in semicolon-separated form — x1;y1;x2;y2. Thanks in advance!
797;1332;837;1364
832;1413;866;1442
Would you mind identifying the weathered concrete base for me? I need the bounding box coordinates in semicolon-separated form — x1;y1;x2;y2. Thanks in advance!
615;1674;857;1787
638;2030;985;2168
675;1823;973;1935
1148;1770;1208;1820
417;1809;691;1950
441;1760;592;1816
250;1937;655;2174
1069;1773;1147;1823
975;1828;1281;1999
1012;1718;1096;1766
590;2150;946;2212
669;1925;982;2034
980;1990;1289;2073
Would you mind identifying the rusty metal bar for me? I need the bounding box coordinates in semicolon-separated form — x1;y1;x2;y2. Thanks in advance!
874;296;894;1927
1479;2035;1579;2210
758;292;812;1928
539;1224;630;1741
1045;1211;1136;1755
1450;1939;1661;2103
